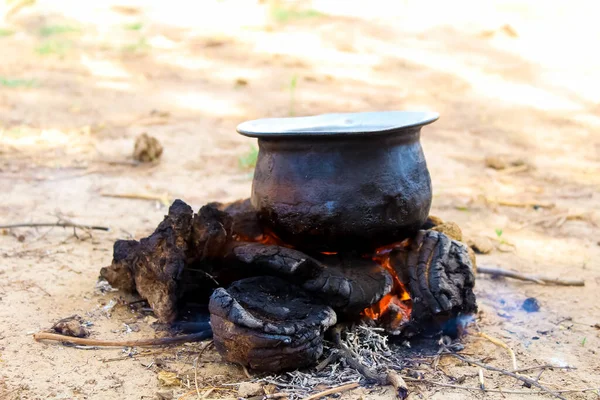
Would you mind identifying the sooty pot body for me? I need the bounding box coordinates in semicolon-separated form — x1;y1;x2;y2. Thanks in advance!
251;128;432;251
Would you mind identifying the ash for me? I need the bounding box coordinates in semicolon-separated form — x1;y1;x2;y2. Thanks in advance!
259;324;411;398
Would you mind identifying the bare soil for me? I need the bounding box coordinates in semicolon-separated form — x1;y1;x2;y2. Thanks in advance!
1;1;599;399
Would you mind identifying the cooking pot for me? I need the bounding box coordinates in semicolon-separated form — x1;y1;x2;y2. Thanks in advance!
237;111;438;251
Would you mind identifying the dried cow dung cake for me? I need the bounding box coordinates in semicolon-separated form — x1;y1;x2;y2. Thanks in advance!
209;276;337;372
226;243;394;315
389;230;477;336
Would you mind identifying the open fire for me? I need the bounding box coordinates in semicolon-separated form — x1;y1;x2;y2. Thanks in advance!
98;111;478;374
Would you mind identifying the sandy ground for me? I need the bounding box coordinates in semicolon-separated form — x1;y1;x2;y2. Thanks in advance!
1;0;599;399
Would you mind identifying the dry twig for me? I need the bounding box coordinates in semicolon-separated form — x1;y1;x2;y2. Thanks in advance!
386;370;408;400
485;197;554;209
446;353;567;400
0;222;109;231
478;368;485;390
496;164;530;175
477;266;584;286
516;212;586;230
403;376;598;395
302;382;359;400
246;394;288;400
101;192;171;206
331;325;382;383
511;365;575;373
33;330;211;347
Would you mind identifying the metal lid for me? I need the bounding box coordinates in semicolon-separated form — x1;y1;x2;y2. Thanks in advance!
236;111;439;138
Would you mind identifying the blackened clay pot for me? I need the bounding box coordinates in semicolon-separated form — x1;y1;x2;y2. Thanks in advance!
236;111;438;251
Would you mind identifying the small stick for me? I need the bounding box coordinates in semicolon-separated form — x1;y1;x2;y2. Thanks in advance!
246;394;288;400
447;353;567;400
477;266;584;286
477;332;517;370
264;394;288;399
496;164;530;175
314;351;341;372
511;365;575;373
386;370;408;400
331;325;383;383
194;355;202;399
101;192;171;206
486;198;554;209
478;368;485;390
0;222;110;231
516;212;584;230
33;330;211;347
403;376;599;395
302;382;359;400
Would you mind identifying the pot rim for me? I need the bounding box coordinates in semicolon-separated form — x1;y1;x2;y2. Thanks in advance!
236;110;439;138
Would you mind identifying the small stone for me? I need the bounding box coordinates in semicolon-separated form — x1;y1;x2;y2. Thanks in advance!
157;371;180;387
485;155;525;170
133;133;163;162
156;390;173;400
522;297;541;313
467;236;494;254
52;316;90;338
237;382;263;398
485;156;508;170
263;384;278;395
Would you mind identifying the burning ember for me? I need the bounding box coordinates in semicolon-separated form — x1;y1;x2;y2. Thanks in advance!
364;241;413;326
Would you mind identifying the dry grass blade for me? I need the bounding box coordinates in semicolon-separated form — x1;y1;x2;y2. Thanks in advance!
477;332;517;370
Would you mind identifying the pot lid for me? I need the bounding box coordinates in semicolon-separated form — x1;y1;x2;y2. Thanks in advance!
237;111;439;138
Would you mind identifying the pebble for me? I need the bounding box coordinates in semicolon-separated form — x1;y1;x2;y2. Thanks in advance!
238;382;263;398
522;297;541;312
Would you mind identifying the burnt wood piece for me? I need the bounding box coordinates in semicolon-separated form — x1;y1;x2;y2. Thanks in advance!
390;230;477;337
209;276;336;372
101;199;193;323
226;243;393;315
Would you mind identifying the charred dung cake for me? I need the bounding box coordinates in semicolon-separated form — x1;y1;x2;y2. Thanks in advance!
101;111;478;374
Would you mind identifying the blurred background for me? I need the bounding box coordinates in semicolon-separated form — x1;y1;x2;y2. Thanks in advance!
1;0;599;398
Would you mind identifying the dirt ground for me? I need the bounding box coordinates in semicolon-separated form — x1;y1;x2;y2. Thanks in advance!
1;0;599;399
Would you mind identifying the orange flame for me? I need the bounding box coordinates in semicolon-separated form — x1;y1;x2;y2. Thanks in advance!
363;240;412;327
